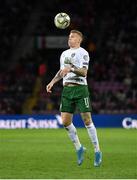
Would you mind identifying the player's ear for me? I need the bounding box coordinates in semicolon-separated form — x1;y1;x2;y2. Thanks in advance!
78;37;82;44
80;36;83;43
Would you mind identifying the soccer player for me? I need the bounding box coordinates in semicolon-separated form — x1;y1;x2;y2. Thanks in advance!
46;30;102;167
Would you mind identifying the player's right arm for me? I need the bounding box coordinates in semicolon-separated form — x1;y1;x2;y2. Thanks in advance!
46;69;63;93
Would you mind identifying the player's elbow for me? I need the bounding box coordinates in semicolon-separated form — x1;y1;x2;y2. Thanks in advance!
82;69;87;77
81;72;87;77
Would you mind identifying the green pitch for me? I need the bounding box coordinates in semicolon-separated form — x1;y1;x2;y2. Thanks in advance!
0;128;136;179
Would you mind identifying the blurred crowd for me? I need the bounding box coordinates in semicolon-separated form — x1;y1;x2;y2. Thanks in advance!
0;0;36;114
0;57;37;114
0;0;35;66
0;0;137;114
91;0;137;113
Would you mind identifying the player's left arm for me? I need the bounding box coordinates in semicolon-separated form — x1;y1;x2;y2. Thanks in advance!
60;52;89;77
60;66;87;77
71;52;89;77
70;66;87;77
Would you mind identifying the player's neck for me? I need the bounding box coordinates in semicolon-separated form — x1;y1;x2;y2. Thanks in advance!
70;45;80;49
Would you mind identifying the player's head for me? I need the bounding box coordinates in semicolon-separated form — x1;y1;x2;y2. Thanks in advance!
68;30;83;48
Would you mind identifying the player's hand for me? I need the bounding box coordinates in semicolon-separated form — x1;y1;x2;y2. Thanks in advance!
60;67;71;77
46;82;53;93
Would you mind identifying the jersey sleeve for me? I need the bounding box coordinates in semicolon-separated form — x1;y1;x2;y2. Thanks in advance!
60;52;64;70
81;51;90;69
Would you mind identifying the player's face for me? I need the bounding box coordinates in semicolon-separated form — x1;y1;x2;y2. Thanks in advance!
68;33;82;48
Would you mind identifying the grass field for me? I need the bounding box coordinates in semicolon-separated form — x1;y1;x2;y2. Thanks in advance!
0;128;137;179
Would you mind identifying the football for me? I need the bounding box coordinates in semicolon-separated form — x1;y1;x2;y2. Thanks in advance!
54;12;70;29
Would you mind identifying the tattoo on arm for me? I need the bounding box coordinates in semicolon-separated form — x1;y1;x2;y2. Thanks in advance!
51;70;63;84
71;67;87;77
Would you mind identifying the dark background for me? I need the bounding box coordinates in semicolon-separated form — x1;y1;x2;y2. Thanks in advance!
0;0;137;114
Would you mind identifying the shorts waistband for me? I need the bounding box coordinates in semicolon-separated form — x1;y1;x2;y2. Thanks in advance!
64;82;81;87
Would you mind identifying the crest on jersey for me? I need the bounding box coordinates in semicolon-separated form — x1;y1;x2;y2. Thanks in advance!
64;57;71;64
71;53;75;58
83;55;88;61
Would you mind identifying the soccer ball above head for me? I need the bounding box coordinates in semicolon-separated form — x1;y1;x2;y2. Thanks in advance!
54;12;70;29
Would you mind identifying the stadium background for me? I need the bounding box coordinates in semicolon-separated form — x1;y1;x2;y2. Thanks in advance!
0;0;137;179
